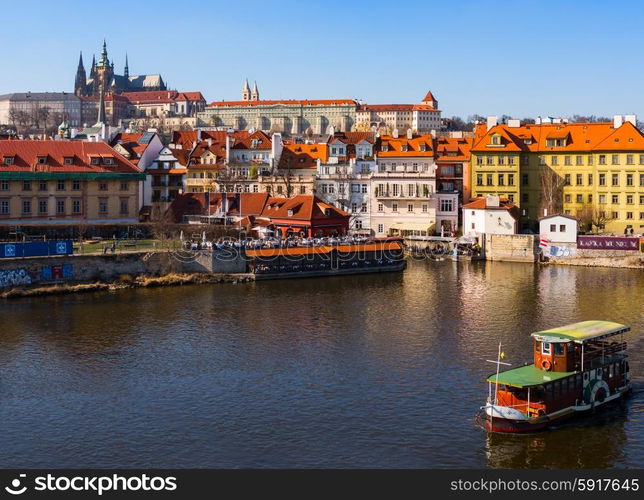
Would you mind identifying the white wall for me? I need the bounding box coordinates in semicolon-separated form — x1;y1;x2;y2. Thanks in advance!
464;208;516;235
539;216;577;243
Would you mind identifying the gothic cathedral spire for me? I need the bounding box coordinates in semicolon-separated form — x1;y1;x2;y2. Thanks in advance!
124;53;129;79
74;51;86;97
242;79;251;101
251;81;259;101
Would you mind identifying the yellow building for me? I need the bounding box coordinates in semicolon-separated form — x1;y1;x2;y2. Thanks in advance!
0;140;143;224
470;116;644;233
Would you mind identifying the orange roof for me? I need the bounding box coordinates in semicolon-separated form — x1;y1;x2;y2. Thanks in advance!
357;103;439;112
279;143;328;169
472;121;644;153
208;99;356;108
121;90;206;104
231;130;272;150
260;195;349;220
376;134;434;157
422;89;437;103
462;197;520;219
327;131;375;145
434;137;473;162
0;140;141;174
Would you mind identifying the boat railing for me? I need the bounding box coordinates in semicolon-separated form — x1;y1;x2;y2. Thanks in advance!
487;400;546;416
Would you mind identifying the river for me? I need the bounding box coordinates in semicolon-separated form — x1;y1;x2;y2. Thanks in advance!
1;260;642;468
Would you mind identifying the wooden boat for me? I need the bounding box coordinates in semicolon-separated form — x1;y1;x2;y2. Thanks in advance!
480;321;632;432
245;238;406;280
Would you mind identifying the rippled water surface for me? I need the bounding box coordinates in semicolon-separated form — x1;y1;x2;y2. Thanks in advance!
0;260;642;468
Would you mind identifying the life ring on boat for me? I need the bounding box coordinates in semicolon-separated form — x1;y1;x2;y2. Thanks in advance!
541;359;552;371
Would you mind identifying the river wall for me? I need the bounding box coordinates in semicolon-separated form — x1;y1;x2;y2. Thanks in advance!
483;234;539;262
0;249;248;289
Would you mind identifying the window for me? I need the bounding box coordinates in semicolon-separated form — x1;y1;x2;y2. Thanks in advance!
392;184;399;196
612;173;619;186
576;194;583;203
120;198;128;214
0;180;8;191
599;155;606;165
99;198;108;215
508;174;515;186
351;202;358;212
612;154;619;165
378;224;384;233
627;211;633;219
476;174;483;186
351;183;360;193
550;224;556;232
22;200;31;214
576;155;583;166
361;203;367;213
559;224;566;232
599;194;606;204
392;203;398;212
508;194;514;202
551;156;558;166
408;184;414;196
91;157;100;165
3;156;14;165
407;204;414;212
576;174;582;186
38;199;47;214
612;194;619;204
588;155;594;166
486;174;493;186
299;185;305;194
378;203;384;212
56;199;65;214
37;156;46;164
72;180;80;191
564;156;571;166
612;211;618;219
522;174;529;186
361;184;367;194
476;156;483;165
64;157;73;165
627;174;633;186
498;174;504;186
588;194;593;203
564;174;571;185
0;200;8;215
422;204;428;213
99;182;108;191
588;173;593;185
508;156;515;165
354;219;362;229
277;185;283;194
640;155;644;165
565;194;571;203
627;195;633;204
23;181;31;191
522;193;529;203
542;342;551;355
599;173;606;186
72;199;81;214
498;156;505;165
440;199;453;212
640;195;644;205
37;180;47;191
486;156;493;165
120;182;129;191
57;180;65;191
627;154;634;165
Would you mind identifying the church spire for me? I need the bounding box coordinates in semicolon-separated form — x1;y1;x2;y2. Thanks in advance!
124;53;129;78
251;81;259;101
242;79;251;101
96;87;107;126
98;39;109;67
74;51;87;97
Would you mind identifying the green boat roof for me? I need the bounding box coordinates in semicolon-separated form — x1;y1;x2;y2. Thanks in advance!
487;365;574;388
531;320;629;343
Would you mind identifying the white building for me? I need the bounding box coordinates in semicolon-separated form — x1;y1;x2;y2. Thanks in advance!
371;131;438;237
539;215;578;243
462;195;519;236
355;90;441;133
0;92;82;127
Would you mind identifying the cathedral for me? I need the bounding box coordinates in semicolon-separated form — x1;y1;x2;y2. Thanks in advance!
74;40;167;97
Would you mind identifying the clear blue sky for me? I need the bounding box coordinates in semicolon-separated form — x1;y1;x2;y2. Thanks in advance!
0;0;642;120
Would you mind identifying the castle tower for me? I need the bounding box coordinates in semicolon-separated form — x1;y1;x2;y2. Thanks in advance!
421;89;438;109
251;81;259;101
74;52;86;96
242;79;251;101
93;39;114;96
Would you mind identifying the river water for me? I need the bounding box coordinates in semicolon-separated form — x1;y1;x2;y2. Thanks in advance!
1;260;642;468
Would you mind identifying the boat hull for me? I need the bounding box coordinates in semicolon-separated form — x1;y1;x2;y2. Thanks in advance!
481;385;631;433
254;261;406;280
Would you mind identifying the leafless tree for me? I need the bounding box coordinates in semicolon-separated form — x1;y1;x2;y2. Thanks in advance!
576;204;614;233
540;167;565;217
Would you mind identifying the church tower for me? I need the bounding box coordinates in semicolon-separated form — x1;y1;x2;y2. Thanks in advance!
251;81;259;101
242;79;251;101
124;53;129;79
94;39;114;96
74;52;87;96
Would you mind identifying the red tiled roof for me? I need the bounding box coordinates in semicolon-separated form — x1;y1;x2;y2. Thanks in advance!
327;131;375;145
462;197;520;219
434;137;473;162
231;130;272;150
121;90;206;104
279;144;328;169
0;140;141;173
376;134;434;157
208;99;356;108
260;195;349;220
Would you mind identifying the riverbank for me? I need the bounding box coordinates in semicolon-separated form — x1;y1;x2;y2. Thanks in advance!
0;272;254;299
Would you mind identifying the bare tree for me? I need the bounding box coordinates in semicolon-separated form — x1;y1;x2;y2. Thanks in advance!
576;204;614;233
540;167;565;217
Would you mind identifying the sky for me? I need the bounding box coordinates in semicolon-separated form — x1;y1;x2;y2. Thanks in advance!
0;0;643;120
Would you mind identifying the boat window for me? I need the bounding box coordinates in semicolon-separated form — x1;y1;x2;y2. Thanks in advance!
567;343;574;353
542;342;551;355
554;343;564;355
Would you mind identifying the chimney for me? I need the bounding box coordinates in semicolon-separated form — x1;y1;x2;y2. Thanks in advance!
207;138;212;147
486;116;498;131
271;132;283;168
225;135;231;163
624;114;637;126
316;158;321;170
508;119;521;128
197;129;202;141
406;128;412;139
536;116;542;125
613;115;624;128
486;194;500;208
392;128;399;138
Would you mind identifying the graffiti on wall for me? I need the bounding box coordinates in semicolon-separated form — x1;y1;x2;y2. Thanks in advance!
549;246;576;258
0;268;32;287
40;264;73;281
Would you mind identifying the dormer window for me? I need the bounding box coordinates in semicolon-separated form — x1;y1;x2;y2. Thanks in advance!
491;136;500;145
37;156;46;164
63;157;73;165
419;144;426;152
401;144;408;152
90;157;100;165
524;138;532;145
3;156;14;165
251;139;259;148
381;144;389;152
104;157;115;165
287;209;294;217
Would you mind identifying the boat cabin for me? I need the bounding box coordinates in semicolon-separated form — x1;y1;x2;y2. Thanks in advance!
487;321;630;419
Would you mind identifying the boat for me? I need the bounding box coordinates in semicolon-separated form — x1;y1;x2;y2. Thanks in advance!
245;237;406;279
479;320;632;432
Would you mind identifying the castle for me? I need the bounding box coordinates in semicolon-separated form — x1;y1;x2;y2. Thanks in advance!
74;40;167;97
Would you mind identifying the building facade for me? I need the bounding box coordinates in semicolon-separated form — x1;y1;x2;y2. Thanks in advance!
0;92;82;128
470;115;644;233
0;140;144;224
355;90;441;133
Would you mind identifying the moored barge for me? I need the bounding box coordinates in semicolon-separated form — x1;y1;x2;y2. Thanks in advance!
480;320;631;432
246;238;405;280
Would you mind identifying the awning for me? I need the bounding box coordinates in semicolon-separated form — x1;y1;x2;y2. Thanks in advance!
389;222;436;234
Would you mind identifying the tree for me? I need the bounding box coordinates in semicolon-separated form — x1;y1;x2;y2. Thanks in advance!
576;205;614;233
540;167;565;217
